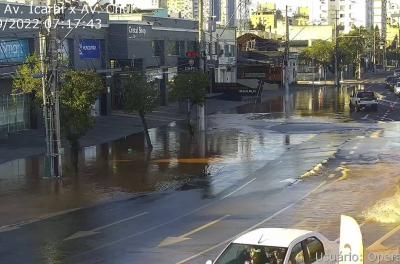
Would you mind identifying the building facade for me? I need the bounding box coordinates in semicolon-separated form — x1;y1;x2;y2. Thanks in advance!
205;27;237;83
311;0;368;32
0;2;109;135
167;0;195;19
108;15;199;108
250;3;277;30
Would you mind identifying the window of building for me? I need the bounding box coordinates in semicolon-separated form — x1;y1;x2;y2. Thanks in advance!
152;40;164;57
168;40;185;56
187;41;199;52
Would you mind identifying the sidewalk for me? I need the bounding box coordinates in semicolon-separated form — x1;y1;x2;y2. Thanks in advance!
0;98;249;165
296;71;390;86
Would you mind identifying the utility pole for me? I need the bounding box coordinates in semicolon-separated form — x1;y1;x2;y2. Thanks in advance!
284;5;290;118
334;10;339;87
43;0;62;177
198;0;206;131
382;0;387;70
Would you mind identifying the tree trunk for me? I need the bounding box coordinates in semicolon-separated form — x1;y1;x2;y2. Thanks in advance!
139;111;153;150
186;102;194;135
70;139;80;174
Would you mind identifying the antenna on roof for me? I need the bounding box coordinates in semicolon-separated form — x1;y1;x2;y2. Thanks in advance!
258;233;264;244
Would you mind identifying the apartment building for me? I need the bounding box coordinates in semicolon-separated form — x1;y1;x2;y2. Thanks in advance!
311;0;368;33
167;0;195;19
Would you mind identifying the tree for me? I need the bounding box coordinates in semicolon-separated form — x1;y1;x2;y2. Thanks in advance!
301;40;334;80
123;73;158;150
12;54;44;128
170;72;208;134
59;70;104;150
12;54;43;100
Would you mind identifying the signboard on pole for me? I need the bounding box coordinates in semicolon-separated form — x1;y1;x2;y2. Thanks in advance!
177;57;200;73
79;39;101;59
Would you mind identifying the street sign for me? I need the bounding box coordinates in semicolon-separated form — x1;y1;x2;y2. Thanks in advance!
178;57;199;73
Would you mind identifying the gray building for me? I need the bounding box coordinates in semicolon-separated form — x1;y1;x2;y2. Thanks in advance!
0;2;109;135
108;14;199;109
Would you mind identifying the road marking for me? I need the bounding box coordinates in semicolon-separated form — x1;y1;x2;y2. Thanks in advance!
64;212;148;241
220;178;257;200
367;224;400;252
0;207;83;233
158;215;230;247
175;181;326;264
361;114;369;120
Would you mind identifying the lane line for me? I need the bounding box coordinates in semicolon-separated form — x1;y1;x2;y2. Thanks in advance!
220;178;257;200
64;212;149;241
158;215;231;247
367;224;400;251
0;207;83;233
92;212;148;232
183;215;230;238
175;181;327;264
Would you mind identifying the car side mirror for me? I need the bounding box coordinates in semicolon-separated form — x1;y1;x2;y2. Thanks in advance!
206;260;213;264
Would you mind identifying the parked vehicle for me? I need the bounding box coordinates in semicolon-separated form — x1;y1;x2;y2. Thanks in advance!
394;82;400;95
350;91;378;111
206;215;363;264
385;76;398;91
394;69;400;77
206;228;337;264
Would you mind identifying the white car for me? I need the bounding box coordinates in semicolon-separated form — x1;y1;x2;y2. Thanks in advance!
394;82;400;95
206;228;338;264
349;91;378;111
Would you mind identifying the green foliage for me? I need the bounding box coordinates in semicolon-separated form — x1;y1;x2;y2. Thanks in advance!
12;54;43;101
170;72;208;106
337;26;377;69
123;73;159;115
301;40;334;67
123;73;159;149
60;70;104;147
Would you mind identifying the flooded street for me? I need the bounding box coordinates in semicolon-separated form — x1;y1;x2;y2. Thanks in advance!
1;84;400;264
0;85;357;226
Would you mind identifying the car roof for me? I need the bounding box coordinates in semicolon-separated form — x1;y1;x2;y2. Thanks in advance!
232;228;313;248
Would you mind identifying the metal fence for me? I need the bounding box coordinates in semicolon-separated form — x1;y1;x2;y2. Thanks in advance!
0;94;30;136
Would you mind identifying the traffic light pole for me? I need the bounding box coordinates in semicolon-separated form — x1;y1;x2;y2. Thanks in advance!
43;0;62;177
334;10;339;87
198;0;206;131
284;6;290;118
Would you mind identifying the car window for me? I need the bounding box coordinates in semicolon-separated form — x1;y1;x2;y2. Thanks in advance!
357;92;374;98
214;243;288;264
304;237;325;263
289;242;305;264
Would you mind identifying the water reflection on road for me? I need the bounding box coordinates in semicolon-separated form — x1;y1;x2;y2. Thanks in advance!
0;85;359;224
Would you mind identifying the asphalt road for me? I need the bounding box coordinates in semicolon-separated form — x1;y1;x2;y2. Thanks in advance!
1;81;400;264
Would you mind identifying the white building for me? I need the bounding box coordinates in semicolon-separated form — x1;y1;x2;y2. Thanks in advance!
205;27;237;83
310;0;368;33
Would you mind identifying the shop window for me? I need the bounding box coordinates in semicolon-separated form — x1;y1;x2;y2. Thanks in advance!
152;40;164;57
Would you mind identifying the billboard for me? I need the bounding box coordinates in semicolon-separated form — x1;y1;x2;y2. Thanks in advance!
79;39;101;59
0;39;29;63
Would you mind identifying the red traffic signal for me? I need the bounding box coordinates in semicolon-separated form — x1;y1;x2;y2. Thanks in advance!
186;51;199;58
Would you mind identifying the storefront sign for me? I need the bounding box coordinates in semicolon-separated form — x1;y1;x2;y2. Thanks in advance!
0;39;29;63
79;39;100;59
128;25;148;39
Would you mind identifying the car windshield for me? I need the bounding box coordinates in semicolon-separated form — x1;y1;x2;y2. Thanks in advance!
357;92;375;98
214;243;288;264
